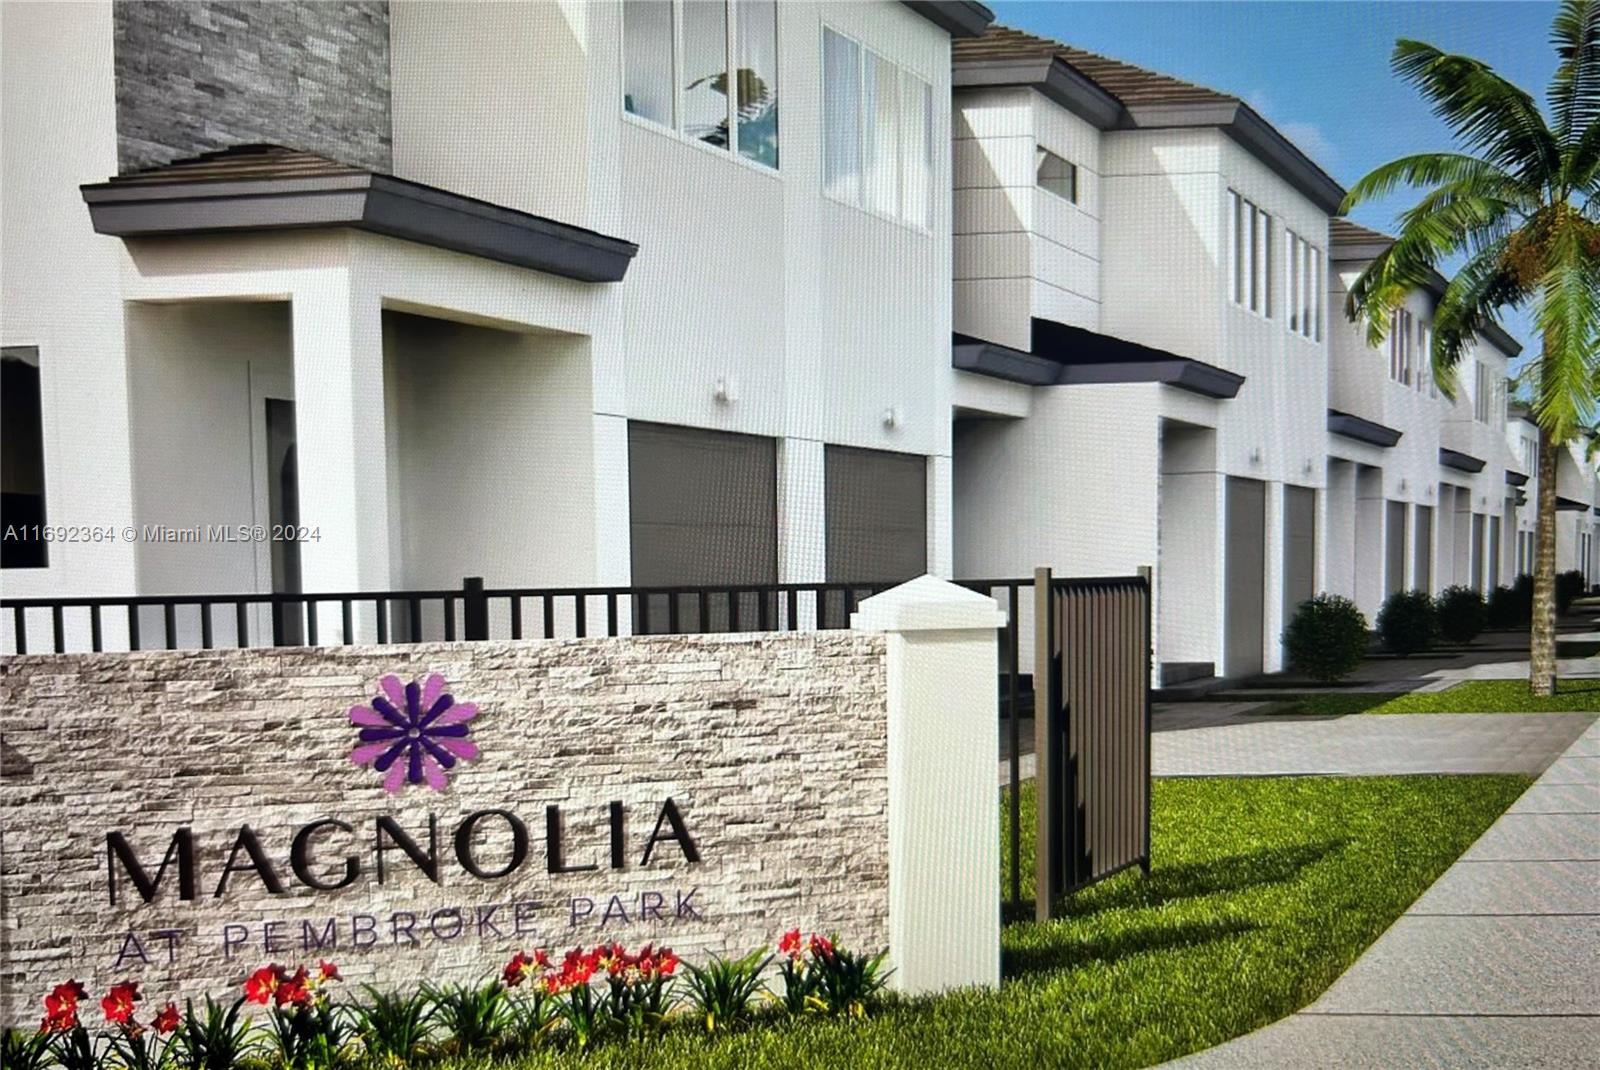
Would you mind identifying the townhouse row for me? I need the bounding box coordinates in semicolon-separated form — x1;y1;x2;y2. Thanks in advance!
2;1;1596;681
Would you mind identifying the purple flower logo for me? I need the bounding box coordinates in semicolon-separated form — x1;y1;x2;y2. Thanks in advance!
349;673;480;793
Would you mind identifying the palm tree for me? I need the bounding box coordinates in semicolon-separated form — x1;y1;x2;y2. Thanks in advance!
1342;0;1599;695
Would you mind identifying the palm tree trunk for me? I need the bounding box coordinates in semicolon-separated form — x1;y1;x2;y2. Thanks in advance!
1530;424;1560;696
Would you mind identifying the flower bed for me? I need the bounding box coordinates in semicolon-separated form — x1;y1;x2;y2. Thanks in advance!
3;931;890;1069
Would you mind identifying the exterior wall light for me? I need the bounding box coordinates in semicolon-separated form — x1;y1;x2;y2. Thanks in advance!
713;377;738;404
882;406;902;430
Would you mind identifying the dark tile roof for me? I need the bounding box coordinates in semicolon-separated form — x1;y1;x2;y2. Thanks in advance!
108;144;366;185
954;26;1236;109
1329;218;1395;249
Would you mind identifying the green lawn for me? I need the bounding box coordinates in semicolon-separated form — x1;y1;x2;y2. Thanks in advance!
1273;678;1600;715
462;774;1526;1070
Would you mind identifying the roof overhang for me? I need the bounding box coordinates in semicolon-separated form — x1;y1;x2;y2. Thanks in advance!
1439;447;1487;473
902;1;994;38
1558;496;1588;511
952;319;1245;399
1328;409;1402;448
952;56;1343;213
81;172;640;283
953;54;1127;128
1506;469;1529;486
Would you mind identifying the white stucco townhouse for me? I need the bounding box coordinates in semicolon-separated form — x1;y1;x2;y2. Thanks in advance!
1;0;994;648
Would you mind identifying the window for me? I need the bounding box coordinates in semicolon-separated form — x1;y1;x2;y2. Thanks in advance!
623;1;674;126
1228;189;1272;316
623;0;780;169
1036;148;1076;202
1389;309;1415;385
821;27;933;227
1285;231;1323;339
1;346;48;569
1418;321;1436;395
1474;362;1501;424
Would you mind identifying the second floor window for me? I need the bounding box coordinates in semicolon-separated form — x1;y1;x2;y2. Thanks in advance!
1474;362;1502;424
1036;149;1077;203
623;0;780;169
1228;190;1271;317
1285;230;1324;341
1389;309;1415;385
822;27;933;228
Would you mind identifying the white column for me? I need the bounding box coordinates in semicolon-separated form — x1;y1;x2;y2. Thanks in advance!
778;437;826;629
853;576;1005;995
1263;482;1286;673
592;412;633;634
927;454;953;579
290;275;390;636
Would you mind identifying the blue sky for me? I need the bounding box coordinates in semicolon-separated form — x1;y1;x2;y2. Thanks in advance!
989;1;1560;372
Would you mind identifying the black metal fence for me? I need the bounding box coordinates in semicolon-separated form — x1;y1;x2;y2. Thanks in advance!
1032;566;1153;918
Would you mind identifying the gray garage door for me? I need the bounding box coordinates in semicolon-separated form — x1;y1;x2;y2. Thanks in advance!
1385;501;1407;594
1414;505;1433;593
824;445;927;582
1282;484;1316;628
1224;477;1266;678
628;422;777;630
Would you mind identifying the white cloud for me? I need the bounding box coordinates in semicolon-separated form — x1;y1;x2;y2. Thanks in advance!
1246;91;1338;167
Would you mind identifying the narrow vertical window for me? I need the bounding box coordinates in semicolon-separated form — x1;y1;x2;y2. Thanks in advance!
623;1;675;127
1241;203;1254;310
822;28;861;204
1;346;47;569
734;0;778;168
1287;232;1300;333
1261;214;1272;318
901;71;931;226
682;0;730;147
863;49;898;217
1312;248;1323;341
1230;190;1243;305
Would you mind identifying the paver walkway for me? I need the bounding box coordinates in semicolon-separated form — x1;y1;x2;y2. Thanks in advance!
1152;712;1594;777
1167;718;1600;1069
1000;711;1594;782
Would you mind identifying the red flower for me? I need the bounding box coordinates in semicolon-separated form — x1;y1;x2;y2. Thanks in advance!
101;981;141;1025
316;960;340;983
657;948;679;976
152;1003;180;1035
778;928;803;960
274;967;311;1008
808;933;835;960
243;965;283;1005
39;980;88;1033
502;951;535;988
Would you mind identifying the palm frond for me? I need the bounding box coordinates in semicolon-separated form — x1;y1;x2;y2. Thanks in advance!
1431;234;1528;398
1340;152;1527;214
1392;39;1563;184
1532;213;1600;439
1549;0;1600;146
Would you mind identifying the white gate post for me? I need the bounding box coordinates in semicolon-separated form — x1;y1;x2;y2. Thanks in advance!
853;575;1006;994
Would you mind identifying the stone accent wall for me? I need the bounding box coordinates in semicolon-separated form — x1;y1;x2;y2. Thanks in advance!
0;633;888;1026
113;1;392;173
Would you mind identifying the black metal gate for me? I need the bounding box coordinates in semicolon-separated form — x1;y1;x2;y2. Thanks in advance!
1033;566;1153;918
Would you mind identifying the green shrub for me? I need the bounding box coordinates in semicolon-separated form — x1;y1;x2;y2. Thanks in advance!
682;947;772;1035
1557;570;1585;615
1486;585;1521;628
1376;589;1438;656
1435;585;1488;644
1282;594;1369;682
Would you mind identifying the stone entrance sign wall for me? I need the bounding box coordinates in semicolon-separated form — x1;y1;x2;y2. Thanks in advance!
0;577;1002;1026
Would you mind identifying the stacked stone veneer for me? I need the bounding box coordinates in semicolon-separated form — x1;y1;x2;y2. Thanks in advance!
113;1;393;172
0;632;888;1026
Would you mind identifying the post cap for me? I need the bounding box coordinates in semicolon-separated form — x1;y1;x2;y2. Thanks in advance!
851;575;1008;633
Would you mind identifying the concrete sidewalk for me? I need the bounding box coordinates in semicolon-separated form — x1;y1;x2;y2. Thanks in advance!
1168;719;1600;1069
1152;712;1595;777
